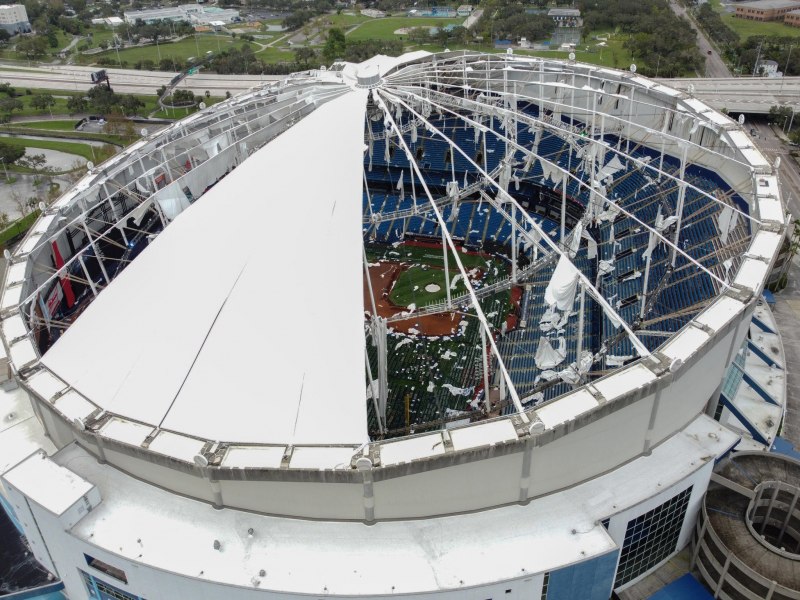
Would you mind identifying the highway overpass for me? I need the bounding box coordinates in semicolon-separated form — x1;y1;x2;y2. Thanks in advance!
656;76;800;114
0;65;798;115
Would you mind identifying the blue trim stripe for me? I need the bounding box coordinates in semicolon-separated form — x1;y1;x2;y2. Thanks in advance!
746;339;782;370
720;394;768;445
751;315;776;335
740;371;779;406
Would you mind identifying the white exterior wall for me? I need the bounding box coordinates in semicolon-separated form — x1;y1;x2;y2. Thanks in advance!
27;517;546;600
26;320;744;522
0;5;28;24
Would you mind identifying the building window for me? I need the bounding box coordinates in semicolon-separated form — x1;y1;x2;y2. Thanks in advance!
84;554;128;584
541;571;550;599
614;486;693;588
79;570;144;600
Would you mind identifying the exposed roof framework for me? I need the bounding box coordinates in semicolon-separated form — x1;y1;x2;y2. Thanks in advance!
360;52;757;433
0;52;779;471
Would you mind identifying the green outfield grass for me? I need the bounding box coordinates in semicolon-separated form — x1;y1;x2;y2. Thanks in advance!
389;265;467;307
378;243;494;270
79;35;259;66
346;17;465;41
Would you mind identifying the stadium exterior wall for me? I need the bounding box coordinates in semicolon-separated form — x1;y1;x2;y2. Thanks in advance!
21;307;750;522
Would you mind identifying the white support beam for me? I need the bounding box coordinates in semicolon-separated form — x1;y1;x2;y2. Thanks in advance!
374;91;528;418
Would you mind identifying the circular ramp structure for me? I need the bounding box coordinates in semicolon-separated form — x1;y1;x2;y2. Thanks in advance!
695;452;800;599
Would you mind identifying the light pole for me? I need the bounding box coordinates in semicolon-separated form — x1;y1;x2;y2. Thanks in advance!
114;35;122;67
785;44;794;76
0;158;7;183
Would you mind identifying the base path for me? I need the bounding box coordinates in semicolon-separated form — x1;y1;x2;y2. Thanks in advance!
364;261;466;336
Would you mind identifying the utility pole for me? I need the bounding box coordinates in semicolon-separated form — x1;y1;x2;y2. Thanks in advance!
753;40;763;76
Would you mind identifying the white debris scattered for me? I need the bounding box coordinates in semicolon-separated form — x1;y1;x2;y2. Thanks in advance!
443;384;472;396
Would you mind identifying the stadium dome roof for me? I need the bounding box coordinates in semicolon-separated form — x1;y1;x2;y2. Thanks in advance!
0;51;785;521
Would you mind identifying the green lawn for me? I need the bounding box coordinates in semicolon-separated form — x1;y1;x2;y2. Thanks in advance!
0;135;104;162
151;94;226;119
347;17;466;41
410;39;635;70
84;25;120;49
0;30;74;61
3;89;161;118
255;45;296;63
322;12;373;29
11;119;78;131
390;265;467;307
0;210;41;248
79;35;259;66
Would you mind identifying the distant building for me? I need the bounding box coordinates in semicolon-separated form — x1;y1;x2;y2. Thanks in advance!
123;4;240;25
757;59;781;76
0;4;30;35
407;7;457;18
91;16;124;27
734;0;800;21
548;7;582;47
123;6;187;24
360;9;386;18
456;5;473;16
548;7;582;26
785;8;800;25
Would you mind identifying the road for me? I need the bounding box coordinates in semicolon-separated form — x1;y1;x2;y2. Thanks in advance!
0;64;283;96
655;76;800;113
668;0;731;78
749;119;800;218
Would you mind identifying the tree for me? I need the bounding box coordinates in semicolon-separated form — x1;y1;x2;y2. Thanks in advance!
87;84;118;114
0;30;11;45
30;93;55;116
15;35;49;61
768;104;793;125
0;97;23;115
23;153;46;174
323;28;346;63
0;141;25;165
66;93;88;114
294;46;317;68
118;94;144;115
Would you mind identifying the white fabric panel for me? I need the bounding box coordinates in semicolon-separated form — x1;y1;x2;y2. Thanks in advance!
156;183;192;222
42;88;368;446
544;254;579;311
534;336;566;370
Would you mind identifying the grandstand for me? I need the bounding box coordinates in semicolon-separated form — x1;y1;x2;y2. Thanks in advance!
0;52;789;600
